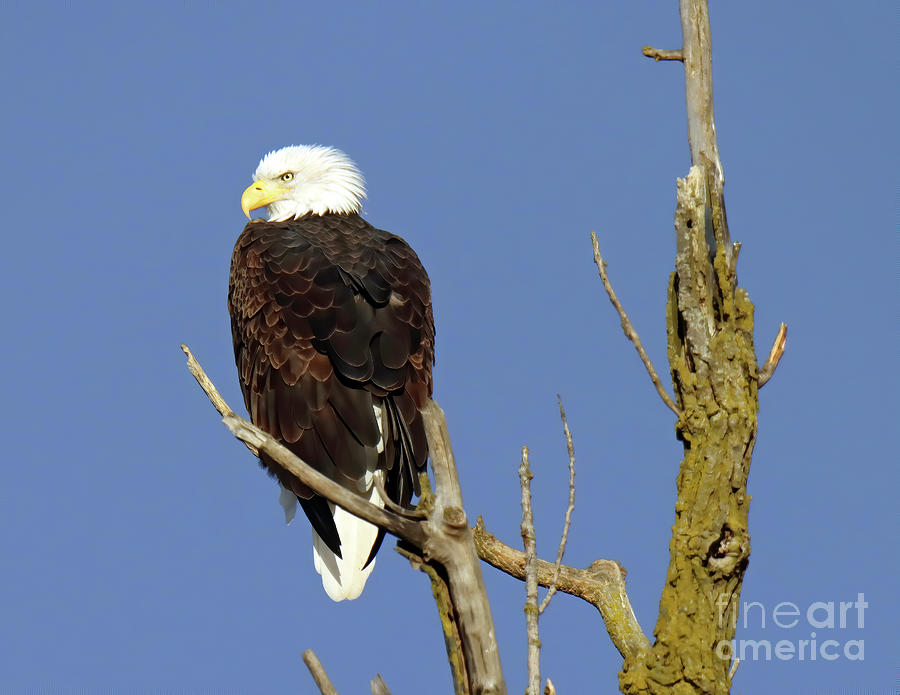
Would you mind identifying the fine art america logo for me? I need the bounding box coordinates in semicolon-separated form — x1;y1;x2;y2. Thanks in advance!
715;593;867;662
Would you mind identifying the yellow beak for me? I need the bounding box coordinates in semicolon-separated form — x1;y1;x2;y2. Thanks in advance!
241;179;287;219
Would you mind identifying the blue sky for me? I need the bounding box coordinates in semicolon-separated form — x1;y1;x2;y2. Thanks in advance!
0;1;895;692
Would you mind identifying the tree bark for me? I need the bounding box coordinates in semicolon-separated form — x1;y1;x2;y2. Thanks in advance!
420;401;507;695
620;2;760;693
619;169;757;695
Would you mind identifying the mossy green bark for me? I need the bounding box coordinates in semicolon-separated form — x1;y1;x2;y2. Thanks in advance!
619;169;758;695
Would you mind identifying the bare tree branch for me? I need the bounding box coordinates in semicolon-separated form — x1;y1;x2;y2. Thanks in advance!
642;46;684;61
538;397;576;614
187;346;426;547
680;0;724;187
519;446;541;695
590;234;683;417
182;344;257;456
396;540;470;695
420;401;507;695
370;674;392;695
679;0;731;262
473;519;650;659
758;322;787;387
222;413;426;544
182;346;507;695
369;674;392;695
302;649;339;695
544;678;557;695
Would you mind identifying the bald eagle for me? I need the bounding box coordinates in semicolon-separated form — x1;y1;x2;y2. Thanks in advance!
229;145;434;601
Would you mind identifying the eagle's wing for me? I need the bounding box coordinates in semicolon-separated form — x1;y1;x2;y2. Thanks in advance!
228;214;433;558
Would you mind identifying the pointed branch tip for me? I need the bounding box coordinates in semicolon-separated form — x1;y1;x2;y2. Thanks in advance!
538;397;576;614
758;323;787;387
370;674;392;695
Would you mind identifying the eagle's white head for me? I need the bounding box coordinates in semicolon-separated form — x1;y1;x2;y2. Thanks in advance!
241;145;366;221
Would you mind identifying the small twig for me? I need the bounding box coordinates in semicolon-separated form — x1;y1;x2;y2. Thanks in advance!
519;446;541;695
302;649;340;695
538;397;576;614
642;45;684;61
590;233;683;417
728;656;741;681
758;322;787;387
544;678;556;695
370;674;392;695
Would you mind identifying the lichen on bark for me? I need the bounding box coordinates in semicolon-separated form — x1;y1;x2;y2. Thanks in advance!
619;168;758;695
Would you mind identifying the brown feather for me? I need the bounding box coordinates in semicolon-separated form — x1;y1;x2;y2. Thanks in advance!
228;213;434;560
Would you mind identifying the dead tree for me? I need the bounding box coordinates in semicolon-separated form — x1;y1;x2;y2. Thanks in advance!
615;1;785;692
182;2;784;693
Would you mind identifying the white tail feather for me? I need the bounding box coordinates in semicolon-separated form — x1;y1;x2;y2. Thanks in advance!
312;483;385;601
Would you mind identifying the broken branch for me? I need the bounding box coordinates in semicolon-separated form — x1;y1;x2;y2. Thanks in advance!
642;46;684;61
473;518;649;659
758;322;787;387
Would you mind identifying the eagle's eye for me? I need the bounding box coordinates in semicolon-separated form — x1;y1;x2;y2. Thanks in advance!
280;172;294;183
